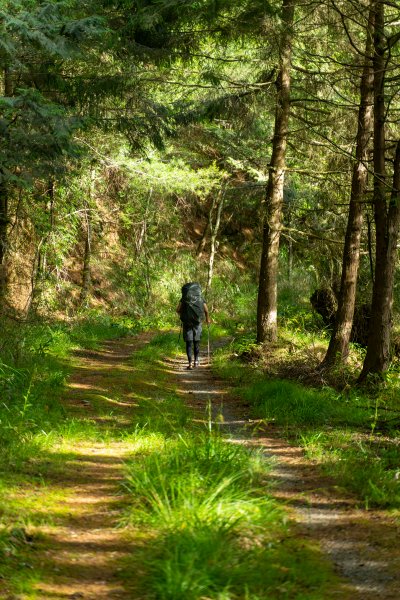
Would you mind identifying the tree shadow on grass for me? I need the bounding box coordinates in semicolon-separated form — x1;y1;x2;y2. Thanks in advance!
0;446;135;599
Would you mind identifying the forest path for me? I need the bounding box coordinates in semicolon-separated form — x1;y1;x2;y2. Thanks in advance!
169;345;400;600
14;332;399;599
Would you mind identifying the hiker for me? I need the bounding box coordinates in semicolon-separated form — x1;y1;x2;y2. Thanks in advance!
176;282;210;370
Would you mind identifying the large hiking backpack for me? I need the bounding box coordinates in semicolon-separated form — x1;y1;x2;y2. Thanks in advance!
180;282;205;326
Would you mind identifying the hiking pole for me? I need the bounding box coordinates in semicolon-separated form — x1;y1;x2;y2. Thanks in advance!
208;328;210;365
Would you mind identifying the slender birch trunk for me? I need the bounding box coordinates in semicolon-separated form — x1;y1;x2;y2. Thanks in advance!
81;168;95;303
206;189;225;294
81;206;92;301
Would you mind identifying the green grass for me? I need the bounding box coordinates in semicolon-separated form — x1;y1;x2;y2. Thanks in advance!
213;341;400;510
0;313;145;596
122;430;341;600
241;379;369;427
118;333;345;600
0;322;347;599
0;524;43;597
0;314;140;464
300;430;400;508
123;433;269;528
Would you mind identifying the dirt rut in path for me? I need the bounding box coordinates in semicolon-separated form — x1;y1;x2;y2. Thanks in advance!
19;335;153;600
170;348;400;600
32;445;132;600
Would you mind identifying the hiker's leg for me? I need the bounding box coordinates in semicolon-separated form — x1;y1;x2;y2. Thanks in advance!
183;325;193;368
194;341;200;364
193;324;202;366
186;340;193;364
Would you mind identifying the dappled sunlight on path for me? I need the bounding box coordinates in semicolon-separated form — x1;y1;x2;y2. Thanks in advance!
31;444;133;600
19;334;154;600
11;332;399;599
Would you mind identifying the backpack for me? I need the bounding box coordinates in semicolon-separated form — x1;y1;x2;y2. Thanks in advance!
180;282;205;326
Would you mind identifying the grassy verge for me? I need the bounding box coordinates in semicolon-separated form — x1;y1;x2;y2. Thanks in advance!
212;333;400;511
0;314;139;468
120;333;347;599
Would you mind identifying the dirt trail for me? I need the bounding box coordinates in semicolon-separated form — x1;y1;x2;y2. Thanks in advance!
170;347;400;600
20;335;153;600
18;333;400;599
32;444;132;600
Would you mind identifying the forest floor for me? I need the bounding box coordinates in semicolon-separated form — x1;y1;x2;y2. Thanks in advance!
3;331;400;599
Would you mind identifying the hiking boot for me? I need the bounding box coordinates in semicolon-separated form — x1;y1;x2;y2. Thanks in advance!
186;363;193;370
194;360;200;368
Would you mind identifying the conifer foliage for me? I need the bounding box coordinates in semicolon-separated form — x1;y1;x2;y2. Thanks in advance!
0;0;400;379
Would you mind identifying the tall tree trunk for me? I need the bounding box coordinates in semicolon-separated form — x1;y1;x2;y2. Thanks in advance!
0;68;13;303
257;0;295;343
80;169;95;303
366;211;375;285
0;176;8;302
81;209;92;302
321;12;374;368
36;179;55;280
287;206;293;283
206;189;225;294
358;1;400;381
359;140;400;380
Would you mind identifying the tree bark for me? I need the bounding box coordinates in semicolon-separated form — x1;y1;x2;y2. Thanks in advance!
257;0;295;343
81;208;92;301
287;208;293;283
0;176;8;301
366;211;375;285
359;1;400;380
321;10;374;368
80;169;95;303
359;140;400;380
36;180;55;280
0;68;13;303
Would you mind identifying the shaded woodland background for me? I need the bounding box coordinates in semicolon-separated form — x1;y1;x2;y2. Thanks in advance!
1;0;400;382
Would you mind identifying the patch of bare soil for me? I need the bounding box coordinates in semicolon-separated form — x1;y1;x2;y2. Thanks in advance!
170;346;400;600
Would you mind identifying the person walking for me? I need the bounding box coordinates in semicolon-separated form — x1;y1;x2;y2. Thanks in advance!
176;282;210;369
